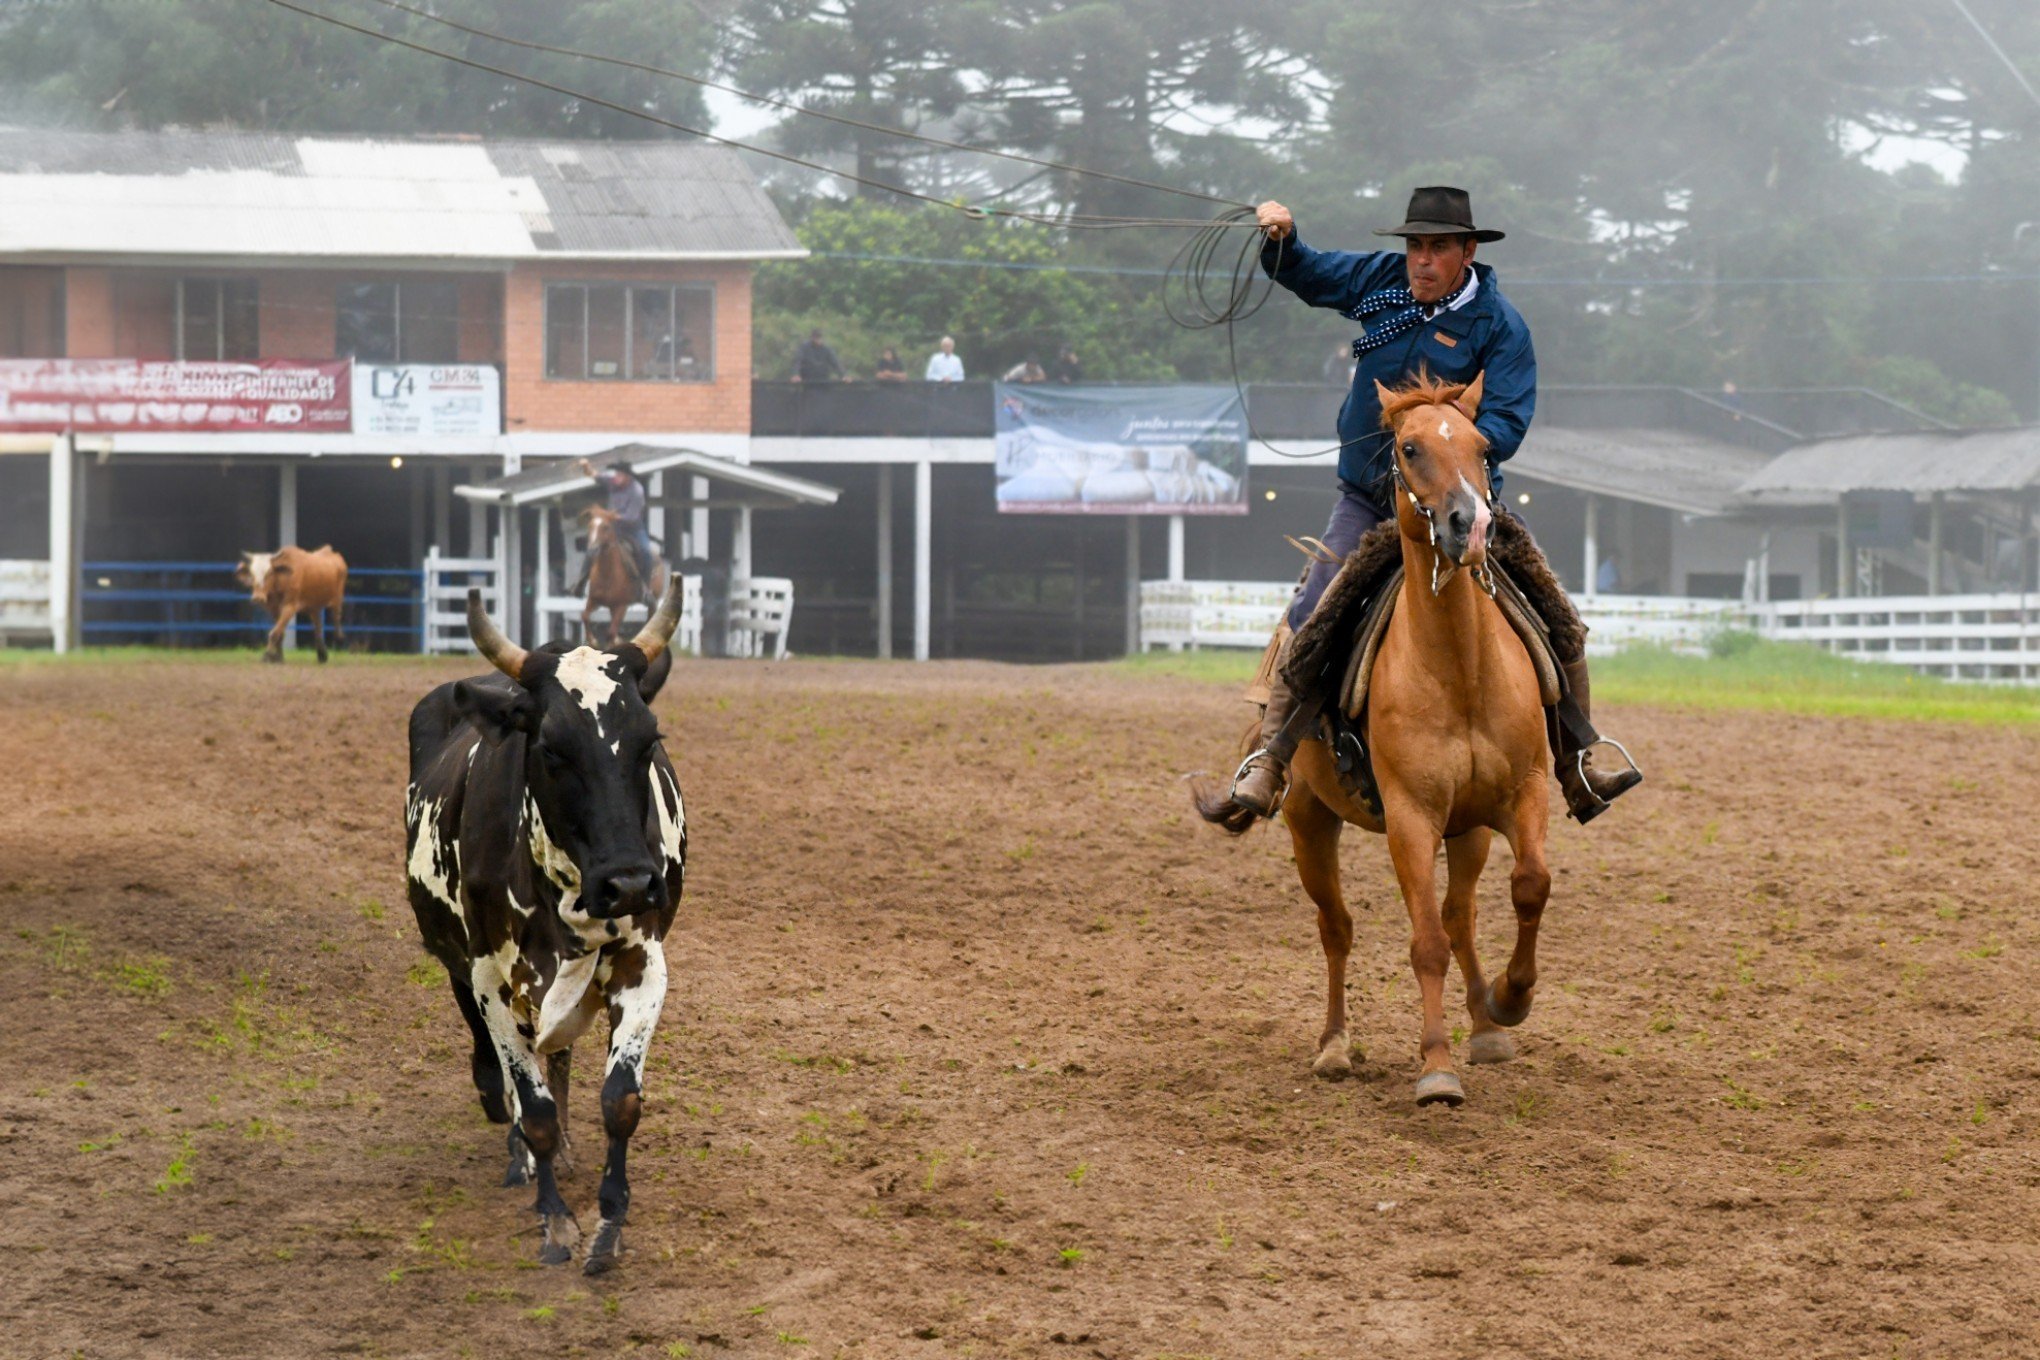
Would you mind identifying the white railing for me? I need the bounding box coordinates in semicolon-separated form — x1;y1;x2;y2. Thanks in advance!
730;576;796;659
0;559;52;643
535;576;702;655
1139;579;2040;684
421;545;502;656
1763;593;2040;683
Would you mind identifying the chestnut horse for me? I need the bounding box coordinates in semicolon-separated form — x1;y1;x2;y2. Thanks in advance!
577;506;666;646
1203;371;1553;1107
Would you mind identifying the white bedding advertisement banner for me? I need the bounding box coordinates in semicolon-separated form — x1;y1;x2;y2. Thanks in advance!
994;383;1249;514
351;364;500;436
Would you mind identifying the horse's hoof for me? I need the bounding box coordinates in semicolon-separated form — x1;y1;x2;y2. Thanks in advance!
1486;980;1534;1029
1414;1071;1465;1107
1466;1030;1516;1064
583;1219;624;1276
539;1212;581;1266
1311;1037;1354;1081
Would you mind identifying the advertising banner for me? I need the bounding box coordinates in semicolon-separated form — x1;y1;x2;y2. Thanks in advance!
994;383;1249;514
351;363;502;437
0;359;350;433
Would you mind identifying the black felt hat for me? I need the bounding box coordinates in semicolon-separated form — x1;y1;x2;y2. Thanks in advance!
1374;185;1505;242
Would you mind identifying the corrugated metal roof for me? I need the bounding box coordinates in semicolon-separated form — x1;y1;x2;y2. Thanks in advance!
1738;427;2040;503
0;128;803;263
1509;426;1773;516
456;445;840;508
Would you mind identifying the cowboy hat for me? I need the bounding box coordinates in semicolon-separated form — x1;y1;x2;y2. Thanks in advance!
1374;185;1505;242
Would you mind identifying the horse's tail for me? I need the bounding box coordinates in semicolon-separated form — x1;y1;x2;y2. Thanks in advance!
1190;716;1272;836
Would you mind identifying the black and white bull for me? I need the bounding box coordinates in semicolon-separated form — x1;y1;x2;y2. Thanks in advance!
404;581;687;1274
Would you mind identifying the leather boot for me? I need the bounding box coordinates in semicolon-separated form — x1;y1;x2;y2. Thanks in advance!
1231;672;1299;817
1556;656;1643;822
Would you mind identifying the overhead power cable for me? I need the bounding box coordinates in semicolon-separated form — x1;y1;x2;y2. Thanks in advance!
1949;0;2040;114
253;0;1252;232
356;0;1246;212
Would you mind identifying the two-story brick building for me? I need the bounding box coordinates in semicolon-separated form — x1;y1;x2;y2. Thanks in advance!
0;128;802;646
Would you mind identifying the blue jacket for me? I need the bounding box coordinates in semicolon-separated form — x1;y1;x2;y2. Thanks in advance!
1261;236;1537;499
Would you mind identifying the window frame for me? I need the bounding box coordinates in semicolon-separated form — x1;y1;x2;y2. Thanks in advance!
334;278;463;365
174;276;259;362
543;280;716;383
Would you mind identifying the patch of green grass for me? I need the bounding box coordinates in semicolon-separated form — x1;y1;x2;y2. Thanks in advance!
1057;1246;1085;1268
1595;640;2040;724
108;956;172;999
1120;636;2040;724
155;1135;195;1194
406;957;446;988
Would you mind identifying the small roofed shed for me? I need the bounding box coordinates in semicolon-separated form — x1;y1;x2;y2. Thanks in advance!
457;445;839;646
1738;426;2040;595
1503;425;1775;595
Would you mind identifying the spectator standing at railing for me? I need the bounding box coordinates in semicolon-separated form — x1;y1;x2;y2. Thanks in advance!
1001;355;1048;384
792;328;844;383
925;336;965;382
1051;346;1085;384
874;347;908;382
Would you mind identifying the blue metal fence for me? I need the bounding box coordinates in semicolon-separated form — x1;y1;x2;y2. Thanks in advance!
81;561;425;650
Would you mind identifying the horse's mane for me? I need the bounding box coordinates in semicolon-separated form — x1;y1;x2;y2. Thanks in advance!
1377;371;1471;429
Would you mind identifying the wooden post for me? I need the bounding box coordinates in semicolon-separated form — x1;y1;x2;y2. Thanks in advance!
1836;499;1851;599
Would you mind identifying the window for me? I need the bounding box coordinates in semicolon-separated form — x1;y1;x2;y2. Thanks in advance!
176;278;258;361
335;279;464;364
545;282;713;382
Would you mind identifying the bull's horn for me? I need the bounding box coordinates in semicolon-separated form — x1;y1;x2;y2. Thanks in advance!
629;576;687;662
466;587;529;680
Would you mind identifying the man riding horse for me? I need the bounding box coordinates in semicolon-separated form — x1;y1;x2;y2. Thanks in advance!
572;458;658;604
1230;186;1641;824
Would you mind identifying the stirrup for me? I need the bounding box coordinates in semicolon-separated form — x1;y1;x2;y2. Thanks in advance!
1229;747;1288;809
1569;738;1643;814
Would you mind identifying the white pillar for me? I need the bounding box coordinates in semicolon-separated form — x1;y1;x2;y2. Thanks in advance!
733;505;753;582
1928;492;1944;597
278;463;298;650
407;464;427;567
47;434;75;655
1167;514;1185;582
913;459;931;662
648;471;666;568
876;464;894;659
502;508;523;645
1124;515;1141;655
535;506;552;634
1582;493;1599;599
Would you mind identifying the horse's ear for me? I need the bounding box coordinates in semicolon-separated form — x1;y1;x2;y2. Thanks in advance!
1459;370;1486;415
1373;379;1395;412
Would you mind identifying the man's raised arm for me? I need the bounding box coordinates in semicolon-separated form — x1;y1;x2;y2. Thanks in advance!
1254;200;1394;312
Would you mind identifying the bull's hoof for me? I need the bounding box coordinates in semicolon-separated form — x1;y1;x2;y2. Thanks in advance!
1466;1030;1516;1064
261;651;282;665
1311;1035;1354;1081
1486;979;1534;1029
583;1219;624;1276
1414;1071;1465;1107
315;650;330;664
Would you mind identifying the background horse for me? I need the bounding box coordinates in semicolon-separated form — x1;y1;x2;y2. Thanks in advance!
1199;372;1554;1107
576;506;665;646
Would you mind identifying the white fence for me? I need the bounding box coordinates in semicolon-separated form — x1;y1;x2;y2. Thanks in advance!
1139;580;2040;684
0;559;52;643
427;549;795;660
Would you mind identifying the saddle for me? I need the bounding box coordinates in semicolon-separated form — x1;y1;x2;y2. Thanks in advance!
1265;514;1589;818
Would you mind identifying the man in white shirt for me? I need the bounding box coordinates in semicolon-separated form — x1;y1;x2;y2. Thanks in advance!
925;336;965;382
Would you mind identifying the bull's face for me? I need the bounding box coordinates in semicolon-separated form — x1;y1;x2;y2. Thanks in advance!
235;551;273;600
457;587;682;922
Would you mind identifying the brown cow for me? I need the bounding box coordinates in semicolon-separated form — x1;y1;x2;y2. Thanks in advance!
235;545;349;663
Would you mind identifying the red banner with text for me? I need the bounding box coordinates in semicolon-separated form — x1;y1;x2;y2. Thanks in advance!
0;359;352;433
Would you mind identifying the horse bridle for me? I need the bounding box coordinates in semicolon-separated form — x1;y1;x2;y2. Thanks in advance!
1390;401;1500;599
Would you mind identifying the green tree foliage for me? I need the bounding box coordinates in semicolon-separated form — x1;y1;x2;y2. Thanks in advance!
754;201;1182;380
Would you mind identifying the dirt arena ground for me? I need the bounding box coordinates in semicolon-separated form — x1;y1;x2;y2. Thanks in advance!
4;653;2038;1359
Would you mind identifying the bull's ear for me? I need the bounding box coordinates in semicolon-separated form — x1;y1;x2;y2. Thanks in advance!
453;678;537;738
